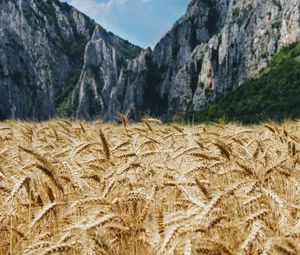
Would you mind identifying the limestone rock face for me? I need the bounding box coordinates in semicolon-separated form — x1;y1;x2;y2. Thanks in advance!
0;0;140;120
74;25;141;120
0;28;52;120
105;0;300;121
0;0;299;121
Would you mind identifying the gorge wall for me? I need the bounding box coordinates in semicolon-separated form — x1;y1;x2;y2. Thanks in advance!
0;0;299;121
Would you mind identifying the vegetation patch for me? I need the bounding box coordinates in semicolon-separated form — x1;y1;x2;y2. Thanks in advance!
119;44;141;63
33;0;56;24
272;0;282;11
60;36;87;66
55;34;87;117
272;20;282;30
55;74;80;117
184;42;300;124
232;7;240;18
56;0;72;13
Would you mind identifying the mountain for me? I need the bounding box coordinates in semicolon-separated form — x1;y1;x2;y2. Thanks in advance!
0;0;140;120
0;0;299;121
106;0;300;121
184;41;300;124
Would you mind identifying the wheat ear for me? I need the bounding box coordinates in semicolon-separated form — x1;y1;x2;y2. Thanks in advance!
100;129;110;160
30;202;57;229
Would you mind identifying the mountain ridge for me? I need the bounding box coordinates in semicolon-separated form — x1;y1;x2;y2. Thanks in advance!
0;0;299;121
0;0;141;120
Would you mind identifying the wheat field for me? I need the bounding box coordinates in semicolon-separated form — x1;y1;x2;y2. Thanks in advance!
0;118;300;255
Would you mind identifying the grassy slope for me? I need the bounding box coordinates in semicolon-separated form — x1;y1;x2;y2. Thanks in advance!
185;42;300;124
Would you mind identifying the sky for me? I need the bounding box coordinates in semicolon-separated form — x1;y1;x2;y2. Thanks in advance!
61;0;190;48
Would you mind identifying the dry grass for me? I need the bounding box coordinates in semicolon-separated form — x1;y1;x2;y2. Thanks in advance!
0;119;300;254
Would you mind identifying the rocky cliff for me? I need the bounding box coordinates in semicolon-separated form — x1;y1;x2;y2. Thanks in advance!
0;0;299;121
103;0;300;120
0;0;140;120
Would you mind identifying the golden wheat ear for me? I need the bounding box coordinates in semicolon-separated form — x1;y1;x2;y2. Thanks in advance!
30;202;57;230
99;129;110;160
6;176;29;204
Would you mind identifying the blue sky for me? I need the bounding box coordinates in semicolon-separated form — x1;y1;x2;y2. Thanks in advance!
61;0;190;48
